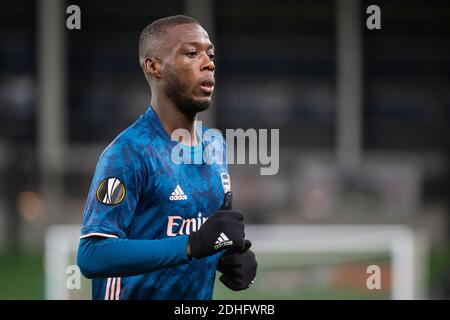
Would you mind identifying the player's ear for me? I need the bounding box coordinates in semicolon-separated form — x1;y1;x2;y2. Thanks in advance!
144;57;162;79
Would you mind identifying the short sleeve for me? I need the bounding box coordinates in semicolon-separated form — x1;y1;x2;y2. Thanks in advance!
80;141;147;239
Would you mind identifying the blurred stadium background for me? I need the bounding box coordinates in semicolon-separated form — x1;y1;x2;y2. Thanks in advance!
0;0;449;299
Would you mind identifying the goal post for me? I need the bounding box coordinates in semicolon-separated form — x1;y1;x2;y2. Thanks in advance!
44;224;429;300
243;225;429;300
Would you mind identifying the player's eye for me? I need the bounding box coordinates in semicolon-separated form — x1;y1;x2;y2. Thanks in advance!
208;53;215;61
185;51;198;58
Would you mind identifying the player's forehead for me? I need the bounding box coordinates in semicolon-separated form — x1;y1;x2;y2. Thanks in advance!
165;23;214;50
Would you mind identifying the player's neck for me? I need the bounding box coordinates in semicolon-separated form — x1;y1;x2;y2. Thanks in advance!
151;96;199;146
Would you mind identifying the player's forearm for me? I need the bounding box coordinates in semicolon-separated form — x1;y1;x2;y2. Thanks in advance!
77;235;191;278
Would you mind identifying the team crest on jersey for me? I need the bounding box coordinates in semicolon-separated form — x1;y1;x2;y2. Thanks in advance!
220;172;231;193
96;177;126;205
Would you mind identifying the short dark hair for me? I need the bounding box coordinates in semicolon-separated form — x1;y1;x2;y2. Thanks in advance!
139;15;200;69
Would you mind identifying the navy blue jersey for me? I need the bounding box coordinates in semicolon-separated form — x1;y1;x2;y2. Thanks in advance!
80;106;230;299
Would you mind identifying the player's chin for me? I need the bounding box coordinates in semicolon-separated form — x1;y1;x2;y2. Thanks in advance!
193;96;212;111
197;100;212;112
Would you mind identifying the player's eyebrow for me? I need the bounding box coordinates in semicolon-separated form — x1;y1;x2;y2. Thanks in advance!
183;41;215;51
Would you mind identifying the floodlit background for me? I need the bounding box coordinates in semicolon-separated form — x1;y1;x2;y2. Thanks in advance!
0;0;449;299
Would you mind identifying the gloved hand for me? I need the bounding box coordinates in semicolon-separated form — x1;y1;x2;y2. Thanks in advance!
217;239;258;291
188;192;245;259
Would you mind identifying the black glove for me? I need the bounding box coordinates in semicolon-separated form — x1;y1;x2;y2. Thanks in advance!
217;239;258;291
188;192;245;259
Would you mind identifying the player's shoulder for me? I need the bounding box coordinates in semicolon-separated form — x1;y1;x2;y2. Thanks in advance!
99;113;152;162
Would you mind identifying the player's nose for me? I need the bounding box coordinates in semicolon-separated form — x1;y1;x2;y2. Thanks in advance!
201;56;215;72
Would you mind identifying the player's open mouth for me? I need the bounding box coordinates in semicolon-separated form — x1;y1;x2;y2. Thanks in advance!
200;79;215;94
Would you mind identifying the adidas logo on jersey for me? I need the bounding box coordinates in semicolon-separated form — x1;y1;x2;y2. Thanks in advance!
169;185;188;201
214;232;233;250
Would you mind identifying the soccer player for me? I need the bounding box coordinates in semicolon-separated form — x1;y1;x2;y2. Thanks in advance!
77;15;257;300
